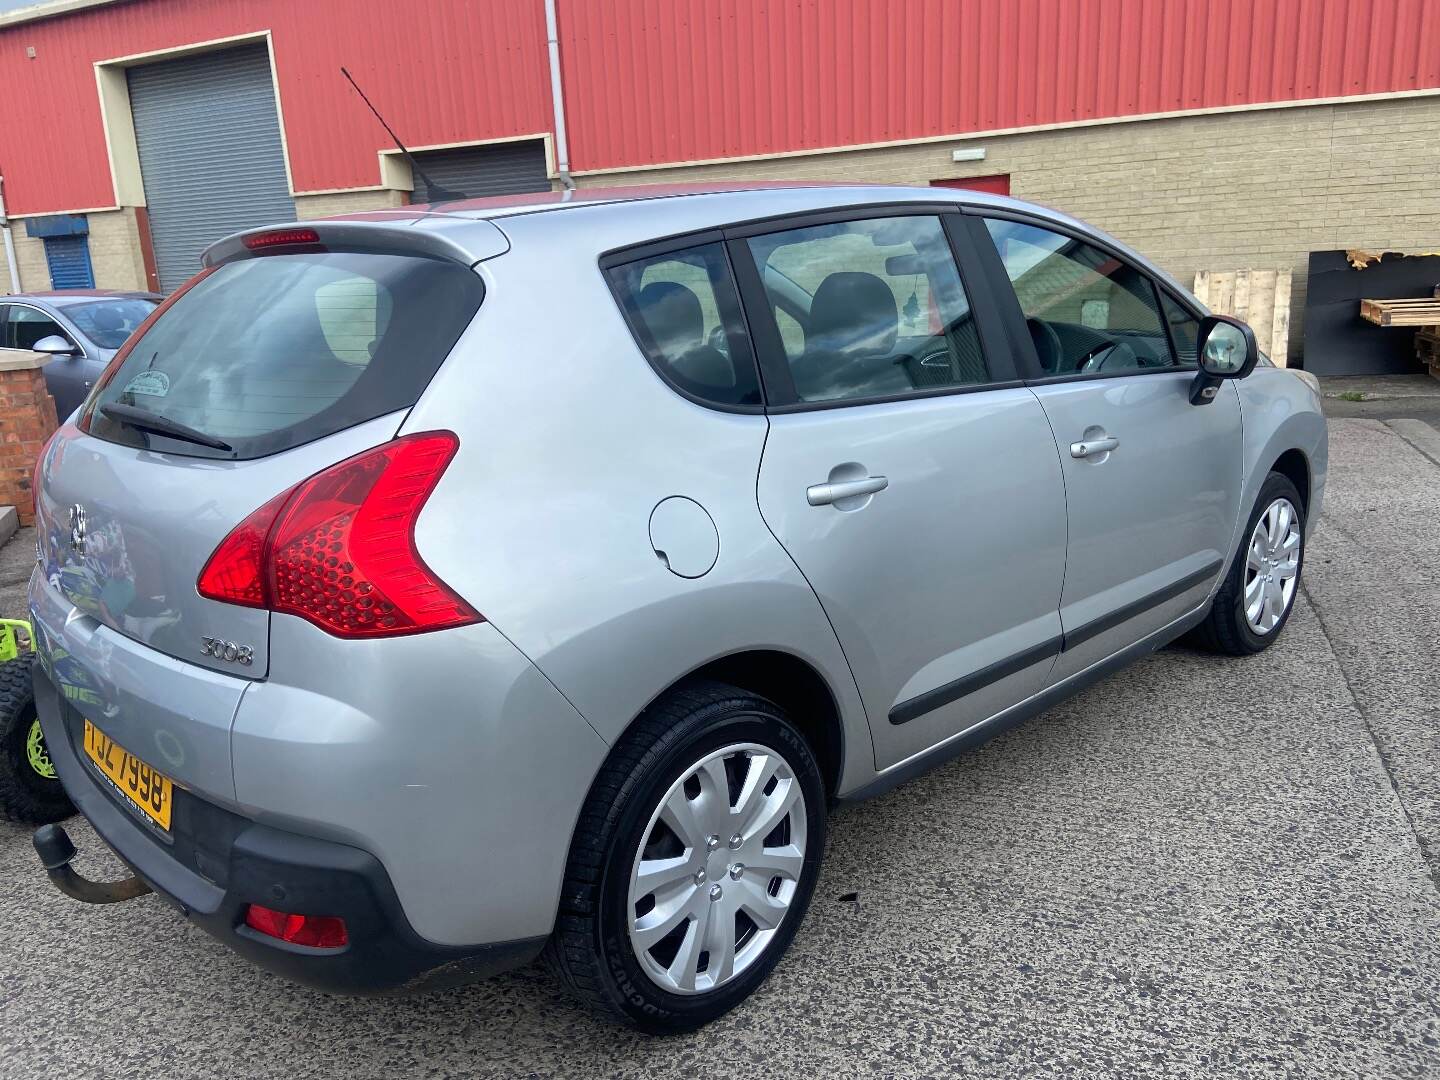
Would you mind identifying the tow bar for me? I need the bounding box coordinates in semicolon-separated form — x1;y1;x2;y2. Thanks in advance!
32;823;152;904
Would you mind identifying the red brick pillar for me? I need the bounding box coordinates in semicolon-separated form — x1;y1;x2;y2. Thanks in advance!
0;354;60;526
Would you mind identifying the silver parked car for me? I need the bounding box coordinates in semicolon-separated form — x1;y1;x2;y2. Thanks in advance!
29;184;1326;1032
0;291;160;419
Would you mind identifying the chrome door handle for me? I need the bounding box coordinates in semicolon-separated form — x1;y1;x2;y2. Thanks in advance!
1070;435;1119;458
807;475;889;506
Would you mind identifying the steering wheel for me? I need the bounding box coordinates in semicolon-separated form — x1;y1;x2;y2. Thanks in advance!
1075;342;1118;373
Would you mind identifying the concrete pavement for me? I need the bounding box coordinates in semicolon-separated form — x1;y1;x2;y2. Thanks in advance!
0;418;1437;1079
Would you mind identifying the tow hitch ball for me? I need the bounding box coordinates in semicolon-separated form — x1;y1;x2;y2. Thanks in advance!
32;824;152;904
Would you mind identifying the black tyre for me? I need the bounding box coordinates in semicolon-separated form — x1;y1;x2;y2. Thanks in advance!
0;655;74;825
546;680;826;1033
1190;471;1306;656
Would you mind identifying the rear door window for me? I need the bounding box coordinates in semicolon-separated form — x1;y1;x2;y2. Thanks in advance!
743;215;990;404
84;252;483;460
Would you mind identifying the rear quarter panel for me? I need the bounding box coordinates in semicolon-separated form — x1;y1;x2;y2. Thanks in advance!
400;214;875;794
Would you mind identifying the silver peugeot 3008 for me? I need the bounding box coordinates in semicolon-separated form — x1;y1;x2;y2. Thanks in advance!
28;183;1325;1032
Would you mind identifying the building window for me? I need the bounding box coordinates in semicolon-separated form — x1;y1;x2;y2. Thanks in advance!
42;236;95;289
25;214;95;289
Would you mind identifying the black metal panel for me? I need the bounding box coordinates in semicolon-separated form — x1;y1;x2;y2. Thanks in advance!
1303;249;1438;376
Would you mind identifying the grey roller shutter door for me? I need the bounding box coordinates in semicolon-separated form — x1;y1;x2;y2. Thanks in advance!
410;141;550;204
128;44;296;291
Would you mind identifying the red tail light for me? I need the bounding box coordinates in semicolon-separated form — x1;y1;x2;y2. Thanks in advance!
198;432;480;637
242;227;320;250
244;904;348;949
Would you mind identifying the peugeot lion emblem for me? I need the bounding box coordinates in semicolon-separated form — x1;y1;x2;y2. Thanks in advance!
68;504;87;555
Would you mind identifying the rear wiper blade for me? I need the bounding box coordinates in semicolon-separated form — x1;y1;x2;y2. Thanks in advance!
99;403;233;452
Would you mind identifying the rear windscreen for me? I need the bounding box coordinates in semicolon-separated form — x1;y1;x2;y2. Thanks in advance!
84;251;484;460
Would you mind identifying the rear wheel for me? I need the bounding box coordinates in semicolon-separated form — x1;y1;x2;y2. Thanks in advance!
546;681;825;1033
1191;471;1306;655
0;656;74;824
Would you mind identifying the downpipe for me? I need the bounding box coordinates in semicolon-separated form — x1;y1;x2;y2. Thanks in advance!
544;0;576;191
33;823;153;904
0;175;22;294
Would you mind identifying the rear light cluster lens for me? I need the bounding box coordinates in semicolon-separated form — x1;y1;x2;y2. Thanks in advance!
198;432;480;638
244;904;348;949
242;227;320;250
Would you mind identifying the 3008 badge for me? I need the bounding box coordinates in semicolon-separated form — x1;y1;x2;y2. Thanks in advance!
200;637;253;665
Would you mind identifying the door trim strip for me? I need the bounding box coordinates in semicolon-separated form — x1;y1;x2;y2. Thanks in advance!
1060;559;1223;653
889;635;1062;726
886;558;1223;727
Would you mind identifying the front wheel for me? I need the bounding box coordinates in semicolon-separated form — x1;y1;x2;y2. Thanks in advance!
546;681;826;1033
1191;471;1306;655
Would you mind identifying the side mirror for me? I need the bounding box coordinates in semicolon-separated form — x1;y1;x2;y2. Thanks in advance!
1189;315;1258;405
31;335;77;357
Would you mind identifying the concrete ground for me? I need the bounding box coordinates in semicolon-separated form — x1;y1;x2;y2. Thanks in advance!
1;417;1438;1079
1319;373;1440;426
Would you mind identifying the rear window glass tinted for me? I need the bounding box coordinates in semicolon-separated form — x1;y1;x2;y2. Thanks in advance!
84;252;482;460
607;242;762;408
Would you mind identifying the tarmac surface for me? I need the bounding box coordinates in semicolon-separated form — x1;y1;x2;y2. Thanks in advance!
0;416;1437;1079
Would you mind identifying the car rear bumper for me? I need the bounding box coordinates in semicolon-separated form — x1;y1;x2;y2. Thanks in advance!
33;662;546;993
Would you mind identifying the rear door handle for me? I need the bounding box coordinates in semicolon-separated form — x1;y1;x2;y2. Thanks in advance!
807;475;889;506
1070;435;1119;458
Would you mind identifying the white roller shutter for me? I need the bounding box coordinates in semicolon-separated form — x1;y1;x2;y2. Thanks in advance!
128;44;296;291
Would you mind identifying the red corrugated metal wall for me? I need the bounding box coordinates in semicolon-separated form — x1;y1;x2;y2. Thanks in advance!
0;0;551;215
1;0;1438;216
559;0;1440;172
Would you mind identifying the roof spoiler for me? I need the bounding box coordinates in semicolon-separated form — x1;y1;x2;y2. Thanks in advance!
202;217;510;269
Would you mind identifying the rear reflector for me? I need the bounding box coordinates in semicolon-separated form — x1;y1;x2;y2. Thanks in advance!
198;431;481;638
244;904;348;949
242;228;320;250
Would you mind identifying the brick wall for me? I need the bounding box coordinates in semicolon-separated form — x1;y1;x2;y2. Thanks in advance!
295;189;407;219
86;208;147;291
0;354;59;525
7;229;50;292
3;208;147;293
577;95;1440;359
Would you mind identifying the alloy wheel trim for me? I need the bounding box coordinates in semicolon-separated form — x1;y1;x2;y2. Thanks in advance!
25;717;57;780
1243;496;1301;635
625;740;807;996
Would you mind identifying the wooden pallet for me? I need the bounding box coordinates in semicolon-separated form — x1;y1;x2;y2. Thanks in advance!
1417;329;1440;381
1359;297;1440;327
1193;269;1291;367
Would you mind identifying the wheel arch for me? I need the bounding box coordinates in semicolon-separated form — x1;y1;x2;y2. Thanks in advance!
1268;446;1311;511
633;649;849;799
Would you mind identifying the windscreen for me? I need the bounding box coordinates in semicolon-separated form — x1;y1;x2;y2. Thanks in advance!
64;298;158;349
84;251;484;460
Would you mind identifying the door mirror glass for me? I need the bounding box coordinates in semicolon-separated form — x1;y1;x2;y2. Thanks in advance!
1197;315;1256;378
31;334;77;356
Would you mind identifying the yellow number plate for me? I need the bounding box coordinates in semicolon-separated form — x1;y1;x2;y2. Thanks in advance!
83;719;173;831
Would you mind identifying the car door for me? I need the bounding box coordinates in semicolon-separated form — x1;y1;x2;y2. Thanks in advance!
734;209;1068;771
974;214;1244;684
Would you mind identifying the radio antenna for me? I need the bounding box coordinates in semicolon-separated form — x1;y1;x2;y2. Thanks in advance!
341;67;466;204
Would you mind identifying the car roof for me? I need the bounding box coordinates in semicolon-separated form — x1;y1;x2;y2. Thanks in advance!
327;180;1025;225
212;181;1196;306
4;290;161;308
